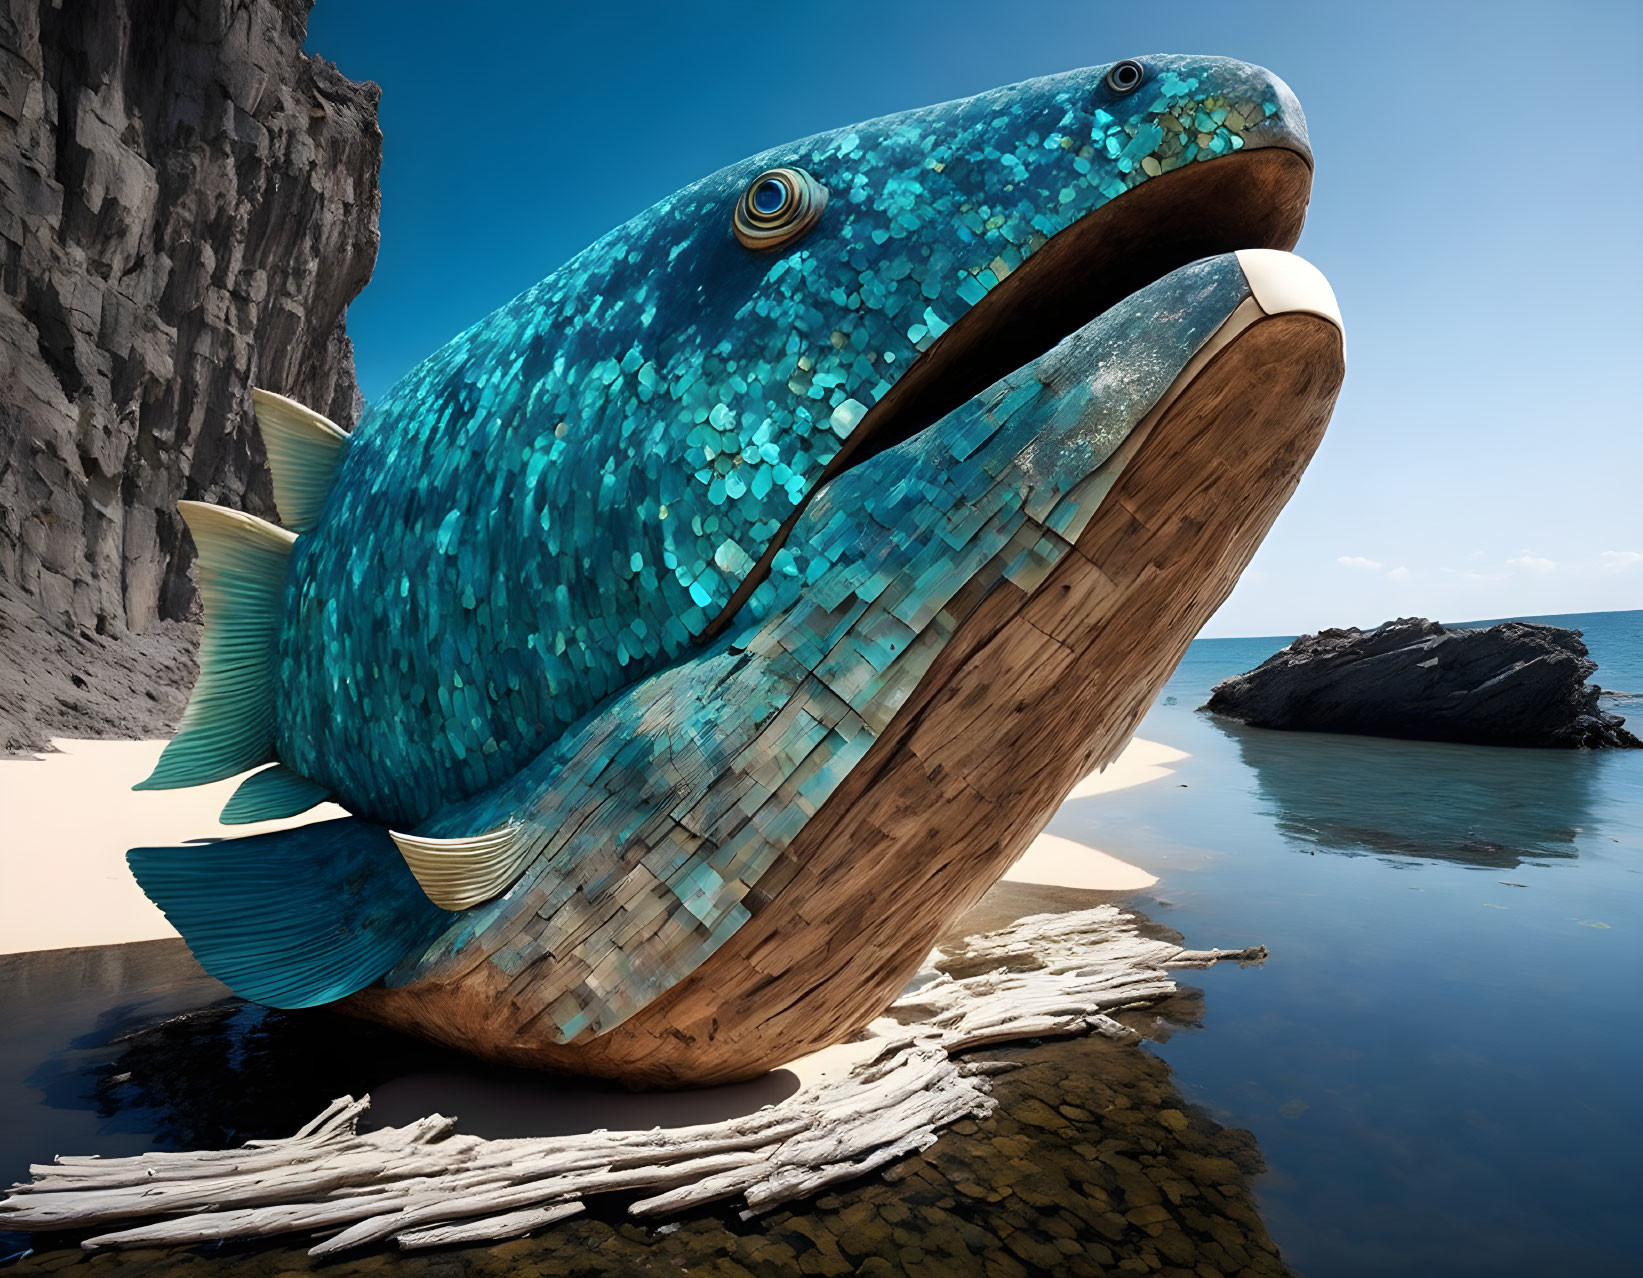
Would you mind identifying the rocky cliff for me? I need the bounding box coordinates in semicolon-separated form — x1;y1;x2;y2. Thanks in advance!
0;0;379;752
1203;617;1640;749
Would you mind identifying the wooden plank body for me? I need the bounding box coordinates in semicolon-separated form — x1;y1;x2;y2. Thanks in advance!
341;312;1344;1085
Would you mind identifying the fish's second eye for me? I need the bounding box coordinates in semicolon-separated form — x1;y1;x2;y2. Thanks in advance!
734;167;828;251
1105;59;1145;94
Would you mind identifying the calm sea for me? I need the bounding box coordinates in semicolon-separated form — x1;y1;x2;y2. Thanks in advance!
1050;608;1643;1276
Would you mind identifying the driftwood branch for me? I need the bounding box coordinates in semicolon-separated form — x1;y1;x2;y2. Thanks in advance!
0;905;1261;1254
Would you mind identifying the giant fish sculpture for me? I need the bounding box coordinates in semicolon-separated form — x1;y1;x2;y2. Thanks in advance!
130;54;1343;1086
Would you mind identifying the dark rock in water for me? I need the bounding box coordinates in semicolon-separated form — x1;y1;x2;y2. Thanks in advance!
1202;617;1641;749
0;0;380;752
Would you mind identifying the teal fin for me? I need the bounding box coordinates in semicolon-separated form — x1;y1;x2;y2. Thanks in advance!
128;818;450;1009
135;502;295;791
252;388;349;533
221;763;334;825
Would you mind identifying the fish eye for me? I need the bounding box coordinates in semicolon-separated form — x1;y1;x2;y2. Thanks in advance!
734;166;828;251
1105;59;1146;94
751;177;789;216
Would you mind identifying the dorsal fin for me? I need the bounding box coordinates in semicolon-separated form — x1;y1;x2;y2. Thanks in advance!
135;502;295;791
252;387;349;533
221;763;334;825
388;823;535;911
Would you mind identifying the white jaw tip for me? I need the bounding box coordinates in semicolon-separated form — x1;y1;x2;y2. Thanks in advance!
1235;249;1343;332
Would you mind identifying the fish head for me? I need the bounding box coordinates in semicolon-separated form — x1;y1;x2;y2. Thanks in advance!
260;53;1321;829
485;53;1315;618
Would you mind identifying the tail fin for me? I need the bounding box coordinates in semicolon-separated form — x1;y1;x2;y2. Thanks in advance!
128;818;450;1009
135;503;294;791
252;388;349;533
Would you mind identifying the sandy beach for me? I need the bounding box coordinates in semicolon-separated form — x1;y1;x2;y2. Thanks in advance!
0;735;1182;957
0;742;349;955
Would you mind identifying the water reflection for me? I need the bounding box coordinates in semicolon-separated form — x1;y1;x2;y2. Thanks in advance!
1209;714;1603;867
32;997;466;1150
28;993;804;1154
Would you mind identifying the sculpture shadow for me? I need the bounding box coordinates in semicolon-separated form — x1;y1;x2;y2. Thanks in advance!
26;990;801;1157
29;996;474;1152
1207;714;1604;868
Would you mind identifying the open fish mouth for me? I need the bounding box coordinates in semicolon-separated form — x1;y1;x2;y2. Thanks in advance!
708;139;1317;637
832;143;1315;466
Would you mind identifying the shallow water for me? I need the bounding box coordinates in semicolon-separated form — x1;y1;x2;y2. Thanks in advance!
1049;608;1643;1276
0;888;1291;1277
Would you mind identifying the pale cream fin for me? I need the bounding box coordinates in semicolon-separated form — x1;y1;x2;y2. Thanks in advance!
135;503;296;791
252;387;349;533
390;823;536;911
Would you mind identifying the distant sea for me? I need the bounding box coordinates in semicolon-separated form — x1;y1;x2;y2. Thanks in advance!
1051;608;1643;1277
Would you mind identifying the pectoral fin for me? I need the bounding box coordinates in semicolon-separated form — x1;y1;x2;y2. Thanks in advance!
389;823;535;911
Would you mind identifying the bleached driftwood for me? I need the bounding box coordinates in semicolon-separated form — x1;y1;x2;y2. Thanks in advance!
0;905;1261;1254
896;907;1266;1052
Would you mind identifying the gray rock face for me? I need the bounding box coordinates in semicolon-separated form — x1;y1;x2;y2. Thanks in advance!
0;0;380;752
1203;617;1640;749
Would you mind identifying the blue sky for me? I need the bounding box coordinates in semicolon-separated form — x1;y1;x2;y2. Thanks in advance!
306;0;1641;637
